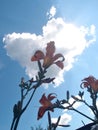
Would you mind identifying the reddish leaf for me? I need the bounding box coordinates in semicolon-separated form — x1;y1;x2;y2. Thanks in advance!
37;93;56;120
43;56;53;68
37;106;46;120
31;41;65;70
53;53;65;61
81;76;98;92
39;93;48;106
46;41;55;57
31;50;44;61
48;93;57;101
55;61;64;69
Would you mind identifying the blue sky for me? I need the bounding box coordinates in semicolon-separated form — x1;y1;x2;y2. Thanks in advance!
0;0;98;130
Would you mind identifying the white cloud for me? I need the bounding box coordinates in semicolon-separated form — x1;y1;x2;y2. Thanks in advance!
59;113;72;126
3;14;96;86
47;6;56;19
51;113;72;126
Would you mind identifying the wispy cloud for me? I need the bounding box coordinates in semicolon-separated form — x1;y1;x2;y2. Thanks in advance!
3;7;96;86
47;6;56;19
